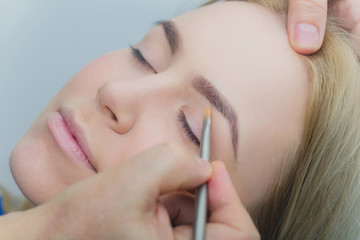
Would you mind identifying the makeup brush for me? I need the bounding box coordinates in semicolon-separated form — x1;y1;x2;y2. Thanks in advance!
193;107;211;240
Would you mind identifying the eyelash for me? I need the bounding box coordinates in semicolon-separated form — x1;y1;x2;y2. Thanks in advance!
130;45;157;73
130;44;198;147
177;111;200;147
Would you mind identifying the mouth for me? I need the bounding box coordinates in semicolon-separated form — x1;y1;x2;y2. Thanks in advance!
47;110;97;172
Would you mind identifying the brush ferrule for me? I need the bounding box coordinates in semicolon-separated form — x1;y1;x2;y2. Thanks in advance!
199;117;211;162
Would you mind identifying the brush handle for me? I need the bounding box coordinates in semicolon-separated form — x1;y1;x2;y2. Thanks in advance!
193;183;208;240
193;117;211;240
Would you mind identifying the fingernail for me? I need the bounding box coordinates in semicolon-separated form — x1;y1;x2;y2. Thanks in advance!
294;23;320;48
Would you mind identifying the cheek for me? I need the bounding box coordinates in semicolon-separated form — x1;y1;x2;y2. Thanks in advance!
10;136;57;204
230;122;288;211
89;119;182;172
10;117;95;205
90;134;168;171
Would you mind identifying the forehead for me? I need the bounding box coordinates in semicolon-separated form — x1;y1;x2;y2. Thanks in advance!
173;1;303;79
172;1;307;112
172;1;308;159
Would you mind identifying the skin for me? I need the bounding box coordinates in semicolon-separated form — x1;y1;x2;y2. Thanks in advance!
2;0;358;239
332;0;360;46
289;0;360;54
2;145;260;239
10;1;309;217
288;0;328;54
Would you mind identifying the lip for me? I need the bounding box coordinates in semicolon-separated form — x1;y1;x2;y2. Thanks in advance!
47;109;97;172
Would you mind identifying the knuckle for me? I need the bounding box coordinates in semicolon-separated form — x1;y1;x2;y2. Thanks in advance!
238;227;261;240
227;232;256;240
296;0;327;18
161;141;192;166
242;231;261;240
252;231;261;240
165;141;190;159
162;141;182;154
355;22;360;35
154;141;177;155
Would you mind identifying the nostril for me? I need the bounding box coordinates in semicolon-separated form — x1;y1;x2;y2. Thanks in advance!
112;113;117;121
106;107;117;121
108;111;133;134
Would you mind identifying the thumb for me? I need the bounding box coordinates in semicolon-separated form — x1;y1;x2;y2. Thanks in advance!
173;161;260;240
288;0;328;54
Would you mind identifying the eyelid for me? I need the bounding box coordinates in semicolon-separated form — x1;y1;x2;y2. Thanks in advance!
129;45;157;73
177;111;200;147
182;108;202;140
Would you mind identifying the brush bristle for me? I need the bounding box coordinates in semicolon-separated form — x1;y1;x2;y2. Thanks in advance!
204;107;211;119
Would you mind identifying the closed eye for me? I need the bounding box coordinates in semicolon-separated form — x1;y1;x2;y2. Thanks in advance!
177;111;200;147
130;45;157;73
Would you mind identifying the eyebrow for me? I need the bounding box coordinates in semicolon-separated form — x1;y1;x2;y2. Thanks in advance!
156;20;239;157
193;77;239;157
155;20;179;54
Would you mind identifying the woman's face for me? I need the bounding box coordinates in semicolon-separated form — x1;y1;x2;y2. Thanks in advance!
10;2;308;211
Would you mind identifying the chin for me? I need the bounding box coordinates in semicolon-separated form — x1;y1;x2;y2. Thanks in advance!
10;136;57;205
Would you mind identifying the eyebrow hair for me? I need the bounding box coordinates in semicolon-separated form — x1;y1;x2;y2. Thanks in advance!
193;77;239;157
155;20;239;158
155;20;179;54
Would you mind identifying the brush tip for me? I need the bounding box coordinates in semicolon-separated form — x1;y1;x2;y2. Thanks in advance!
204;107;211;118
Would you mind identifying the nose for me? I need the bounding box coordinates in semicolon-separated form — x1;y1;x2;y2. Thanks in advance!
97;81;136;134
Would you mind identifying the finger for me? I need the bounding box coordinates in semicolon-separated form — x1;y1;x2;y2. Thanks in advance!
118;142;212;211
332;0;360;46
159;191;195;226
332;0;360;29
206;161;260;239
173;161;260;240
354;22;360;47
288;0;328;54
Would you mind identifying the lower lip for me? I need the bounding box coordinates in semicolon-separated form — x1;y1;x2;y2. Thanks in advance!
47;112;95;171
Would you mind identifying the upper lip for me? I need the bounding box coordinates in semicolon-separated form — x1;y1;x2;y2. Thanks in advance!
60;107;97;172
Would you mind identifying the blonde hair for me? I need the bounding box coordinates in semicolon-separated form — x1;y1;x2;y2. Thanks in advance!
204;0;360;239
